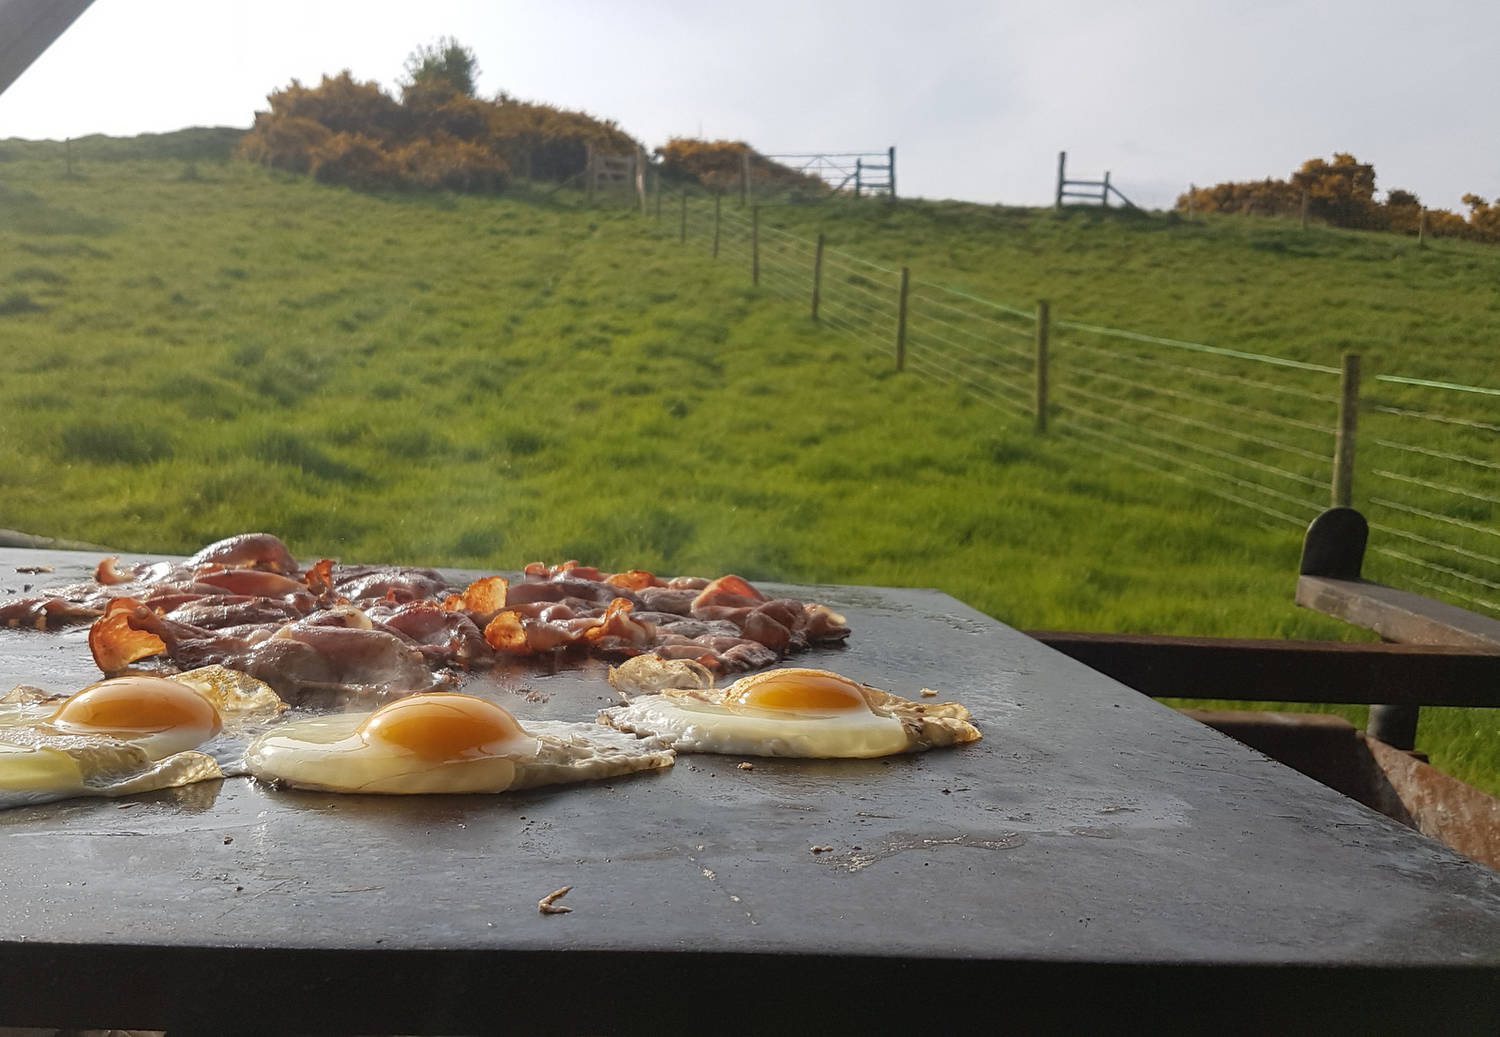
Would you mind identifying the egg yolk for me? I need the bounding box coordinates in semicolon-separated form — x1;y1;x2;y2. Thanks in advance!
50;676;222;737
357;694;530;761
731;670;870;712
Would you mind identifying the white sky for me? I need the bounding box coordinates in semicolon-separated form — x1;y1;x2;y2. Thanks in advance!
1;0;1497;212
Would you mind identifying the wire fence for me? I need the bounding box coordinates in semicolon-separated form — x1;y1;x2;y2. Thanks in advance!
652;191;1500;619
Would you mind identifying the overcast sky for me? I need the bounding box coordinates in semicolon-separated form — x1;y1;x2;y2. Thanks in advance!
2;0;1496;212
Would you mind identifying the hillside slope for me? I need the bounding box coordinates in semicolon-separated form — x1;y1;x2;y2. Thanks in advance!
3;143;1499;790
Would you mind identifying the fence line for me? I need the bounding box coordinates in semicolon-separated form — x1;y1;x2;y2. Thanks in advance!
657;191;1500;619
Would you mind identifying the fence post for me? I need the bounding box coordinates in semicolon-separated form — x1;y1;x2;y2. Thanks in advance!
1332;352;1361;507
811;232;824;321
855;158;863;199
894;267;910;371
712;193;721;259
1035;300;1051;433
752;205;760;286
586;142;596;206
1102;171;1111;209
636;147;647;216
680;191;687;244
1055;151;1066;210
889;146;897;200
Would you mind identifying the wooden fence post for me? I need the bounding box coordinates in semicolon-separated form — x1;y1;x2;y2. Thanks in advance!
1055;151;1066;210
1332;352;1361;507
680;191;687;244
586;142;596;206
811;232;824;321
636;147;647;216
895;267;910;371
888;146;897;200
855;158;863;199
1035;300;1051;433
752;205;760;286
1102;171;1111;209
712;193;721;259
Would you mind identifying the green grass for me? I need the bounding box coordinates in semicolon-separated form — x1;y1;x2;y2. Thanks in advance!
3;140;1500;792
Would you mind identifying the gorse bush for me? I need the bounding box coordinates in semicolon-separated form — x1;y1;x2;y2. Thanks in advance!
655;138;827;194
238;71;507;193
236;40;649;195
487;96;639;181
397;134;509;192
1179;153;1500;242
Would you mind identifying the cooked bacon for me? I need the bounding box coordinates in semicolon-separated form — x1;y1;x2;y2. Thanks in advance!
94;556;134;586
164;595;307;630
605;569;658;590
9;535;852;704
583;598;655;650
187;532;299;574
303;558;335;598
692;574;768;613
635;586;700;614
194;569;310;599
483;610;578;655
376;602;492;668
108;607;449;705
332;565;451;604
0;595;105;630
507;576;632;608
741;609;792;653
88;600;168;672
801;603;850;641
441;575;508;620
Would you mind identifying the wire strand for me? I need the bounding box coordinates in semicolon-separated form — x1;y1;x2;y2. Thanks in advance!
1062;382;1330;489
1370;437;1500;472
1056;319;1343;374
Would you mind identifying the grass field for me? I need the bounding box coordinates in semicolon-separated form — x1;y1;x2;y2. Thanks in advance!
3;136;1499;792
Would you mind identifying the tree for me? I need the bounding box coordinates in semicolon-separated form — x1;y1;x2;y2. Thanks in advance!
401;37;480;101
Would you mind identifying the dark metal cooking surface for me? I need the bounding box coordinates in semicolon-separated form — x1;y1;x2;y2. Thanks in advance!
3;547;1500;1033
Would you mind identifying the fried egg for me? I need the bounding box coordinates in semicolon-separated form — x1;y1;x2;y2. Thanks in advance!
245;692;675;795
597;666;981;757
0;667;285;810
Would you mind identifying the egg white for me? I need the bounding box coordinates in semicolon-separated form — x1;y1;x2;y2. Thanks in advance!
598;694;911;758
246;699;675;795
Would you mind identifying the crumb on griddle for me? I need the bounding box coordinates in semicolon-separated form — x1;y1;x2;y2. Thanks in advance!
538;886;573;915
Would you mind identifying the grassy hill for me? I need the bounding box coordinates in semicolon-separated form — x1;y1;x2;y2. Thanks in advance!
3;136;1499;790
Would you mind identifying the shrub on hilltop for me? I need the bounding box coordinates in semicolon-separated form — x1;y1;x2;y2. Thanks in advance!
656;138;828;195
1178;153;1499;243
236;39;648;195
486;95;640;181
238;70;508;193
